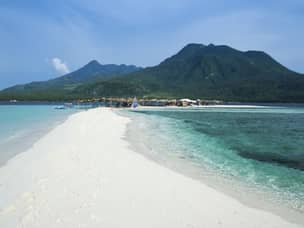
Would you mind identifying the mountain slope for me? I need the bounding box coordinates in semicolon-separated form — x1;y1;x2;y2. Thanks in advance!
1;44;304;102
0;61;141;100
51;60;141;85
75;44;304;102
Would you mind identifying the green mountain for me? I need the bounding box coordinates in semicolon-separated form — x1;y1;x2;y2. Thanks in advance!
1;43;304;102
75;44;304;102
0;60;141;100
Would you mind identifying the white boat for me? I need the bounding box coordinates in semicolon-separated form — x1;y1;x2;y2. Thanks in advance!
131;97;138;108
64;103;74;108
55;103;73;110
54;106;65;110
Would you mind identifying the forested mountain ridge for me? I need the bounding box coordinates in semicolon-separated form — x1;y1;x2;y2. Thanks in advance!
1;44;304;102
75;44;304;102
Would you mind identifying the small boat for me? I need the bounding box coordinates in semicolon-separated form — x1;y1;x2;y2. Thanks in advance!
64;103;74;108
54;106;65;110
131;97;138;108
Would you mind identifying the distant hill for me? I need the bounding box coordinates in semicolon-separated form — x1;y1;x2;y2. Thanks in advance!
52;60;141;84
0;60;141;100
75;44;304;102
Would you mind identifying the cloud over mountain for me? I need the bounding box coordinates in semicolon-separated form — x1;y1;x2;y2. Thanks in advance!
52;58;70;74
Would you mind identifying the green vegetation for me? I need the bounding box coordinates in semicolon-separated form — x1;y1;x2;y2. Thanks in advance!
1;43;304;102
0;60;141;101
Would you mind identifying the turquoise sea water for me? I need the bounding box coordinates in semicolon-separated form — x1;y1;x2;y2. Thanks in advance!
0;105;76;165
124;106;304;212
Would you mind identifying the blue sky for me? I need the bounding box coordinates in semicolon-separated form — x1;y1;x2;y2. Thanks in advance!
0;0;303;89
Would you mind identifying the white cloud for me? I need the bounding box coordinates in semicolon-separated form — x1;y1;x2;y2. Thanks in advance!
51;57;70;74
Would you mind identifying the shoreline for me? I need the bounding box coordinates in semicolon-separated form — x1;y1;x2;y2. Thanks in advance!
0;108;302;227
0;107;78;167
121;108;304;225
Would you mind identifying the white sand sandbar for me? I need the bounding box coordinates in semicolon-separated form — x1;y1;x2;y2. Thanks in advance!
0;108;302;228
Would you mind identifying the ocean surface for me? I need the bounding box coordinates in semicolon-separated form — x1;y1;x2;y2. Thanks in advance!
123;105;304;213
0;105;77;165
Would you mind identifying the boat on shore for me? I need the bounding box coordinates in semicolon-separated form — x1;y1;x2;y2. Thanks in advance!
131;97;138;108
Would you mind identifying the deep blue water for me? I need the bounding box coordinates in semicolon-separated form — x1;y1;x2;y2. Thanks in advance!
126;106;304;211
0;105;77;165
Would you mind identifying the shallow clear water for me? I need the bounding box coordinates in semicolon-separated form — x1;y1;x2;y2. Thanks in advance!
0;105;77;165
124;106;304;212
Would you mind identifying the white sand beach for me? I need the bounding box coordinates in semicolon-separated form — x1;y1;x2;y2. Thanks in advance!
0;108;302;228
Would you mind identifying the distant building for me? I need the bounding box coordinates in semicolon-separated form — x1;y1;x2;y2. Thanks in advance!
179;98;197;106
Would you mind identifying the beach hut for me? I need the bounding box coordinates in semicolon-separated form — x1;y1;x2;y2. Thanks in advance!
179;98;196;106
